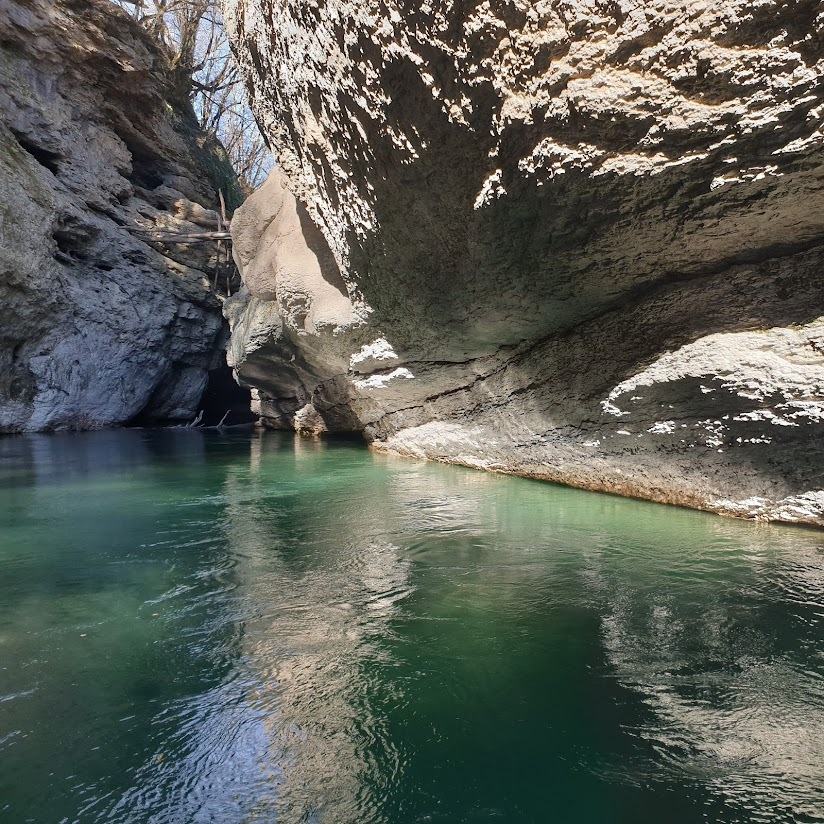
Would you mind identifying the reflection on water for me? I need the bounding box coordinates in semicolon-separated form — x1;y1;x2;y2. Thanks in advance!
598;529;824;823
0;430;822;823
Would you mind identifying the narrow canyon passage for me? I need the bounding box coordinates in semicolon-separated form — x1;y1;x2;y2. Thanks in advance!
2;2;824;821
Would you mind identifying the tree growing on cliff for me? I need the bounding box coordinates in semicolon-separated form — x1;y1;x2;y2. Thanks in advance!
112;0;271;195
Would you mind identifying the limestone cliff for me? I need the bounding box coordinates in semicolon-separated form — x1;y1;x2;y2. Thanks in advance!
224;0;824;525
0;0;242;431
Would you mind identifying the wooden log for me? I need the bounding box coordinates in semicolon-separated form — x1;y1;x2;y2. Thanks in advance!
127;228;232;242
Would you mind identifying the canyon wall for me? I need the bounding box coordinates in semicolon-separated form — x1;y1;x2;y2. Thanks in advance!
224;0;824;525
0;0;241;431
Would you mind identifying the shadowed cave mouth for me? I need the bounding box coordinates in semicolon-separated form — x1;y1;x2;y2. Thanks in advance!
198;361;257;426
127;361;257;428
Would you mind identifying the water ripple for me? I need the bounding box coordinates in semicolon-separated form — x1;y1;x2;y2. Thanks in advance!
1;431;823;823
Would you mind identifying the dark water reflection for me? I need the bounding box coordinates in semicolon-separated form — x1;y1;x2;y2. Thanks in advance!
0;430;822;823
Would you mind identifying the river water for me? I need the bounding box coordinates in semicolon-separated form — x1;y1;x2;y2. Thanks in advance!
0;430;822;823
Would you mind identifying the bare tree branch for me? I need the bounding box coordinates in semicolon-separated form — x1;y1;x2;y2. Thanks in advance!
109;0;272;195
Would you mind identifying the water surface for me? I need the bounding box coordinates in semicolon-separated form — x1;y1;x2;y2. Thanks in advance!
1;430;822;823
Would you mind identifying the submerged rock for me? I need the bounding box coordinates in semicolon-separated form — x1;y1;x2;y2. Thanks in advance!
223;0;824;525
0;0;242;431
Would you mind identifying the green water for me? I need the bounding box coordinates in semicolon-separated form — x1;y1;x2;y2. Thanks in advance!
1;431;823;824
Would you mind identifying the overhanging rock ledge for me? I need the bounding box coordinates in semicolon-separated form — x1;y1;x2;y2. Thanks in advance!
223;0;824;526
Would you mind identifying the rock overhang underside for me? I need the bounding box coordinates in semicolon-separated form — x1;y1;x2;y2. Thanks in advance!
222;0;824;526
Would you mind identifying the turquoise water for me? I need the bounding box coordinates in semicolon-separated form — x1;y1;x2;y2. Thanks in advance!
1;430;823;824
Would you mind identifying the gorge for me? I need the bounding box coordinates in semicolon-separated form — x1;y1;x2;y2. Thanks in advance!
1;0;823;526
2;3;824;822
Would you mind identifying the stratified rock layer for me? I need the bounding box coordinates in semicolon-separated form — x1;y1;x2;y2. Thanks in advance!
0;0;241;431
224;0;824;525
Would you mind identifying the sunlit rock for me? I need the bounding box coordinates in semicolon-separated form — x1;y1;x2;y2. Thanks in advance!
224;0;824;525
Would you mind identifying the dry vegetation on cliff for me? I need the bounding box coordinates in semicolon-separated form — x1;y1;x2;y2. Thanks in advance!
111;0;271;194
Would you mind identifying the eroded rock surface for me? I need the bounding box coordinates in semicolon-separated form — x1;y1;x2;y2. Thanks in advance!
224;0;824;525
0;0;241;431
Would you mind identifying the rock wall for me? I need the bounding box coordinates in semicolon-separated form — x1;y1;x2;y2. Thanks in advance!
223;0;824;526
0;0;242;431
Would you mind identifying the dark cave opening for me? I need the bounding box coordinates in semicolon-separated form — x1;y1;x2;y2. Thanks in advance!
198;360;257;426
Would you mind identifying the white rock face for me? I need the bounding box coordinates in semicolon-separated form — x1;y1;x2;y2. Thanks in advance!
224;0;824;525
0;0;239;431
